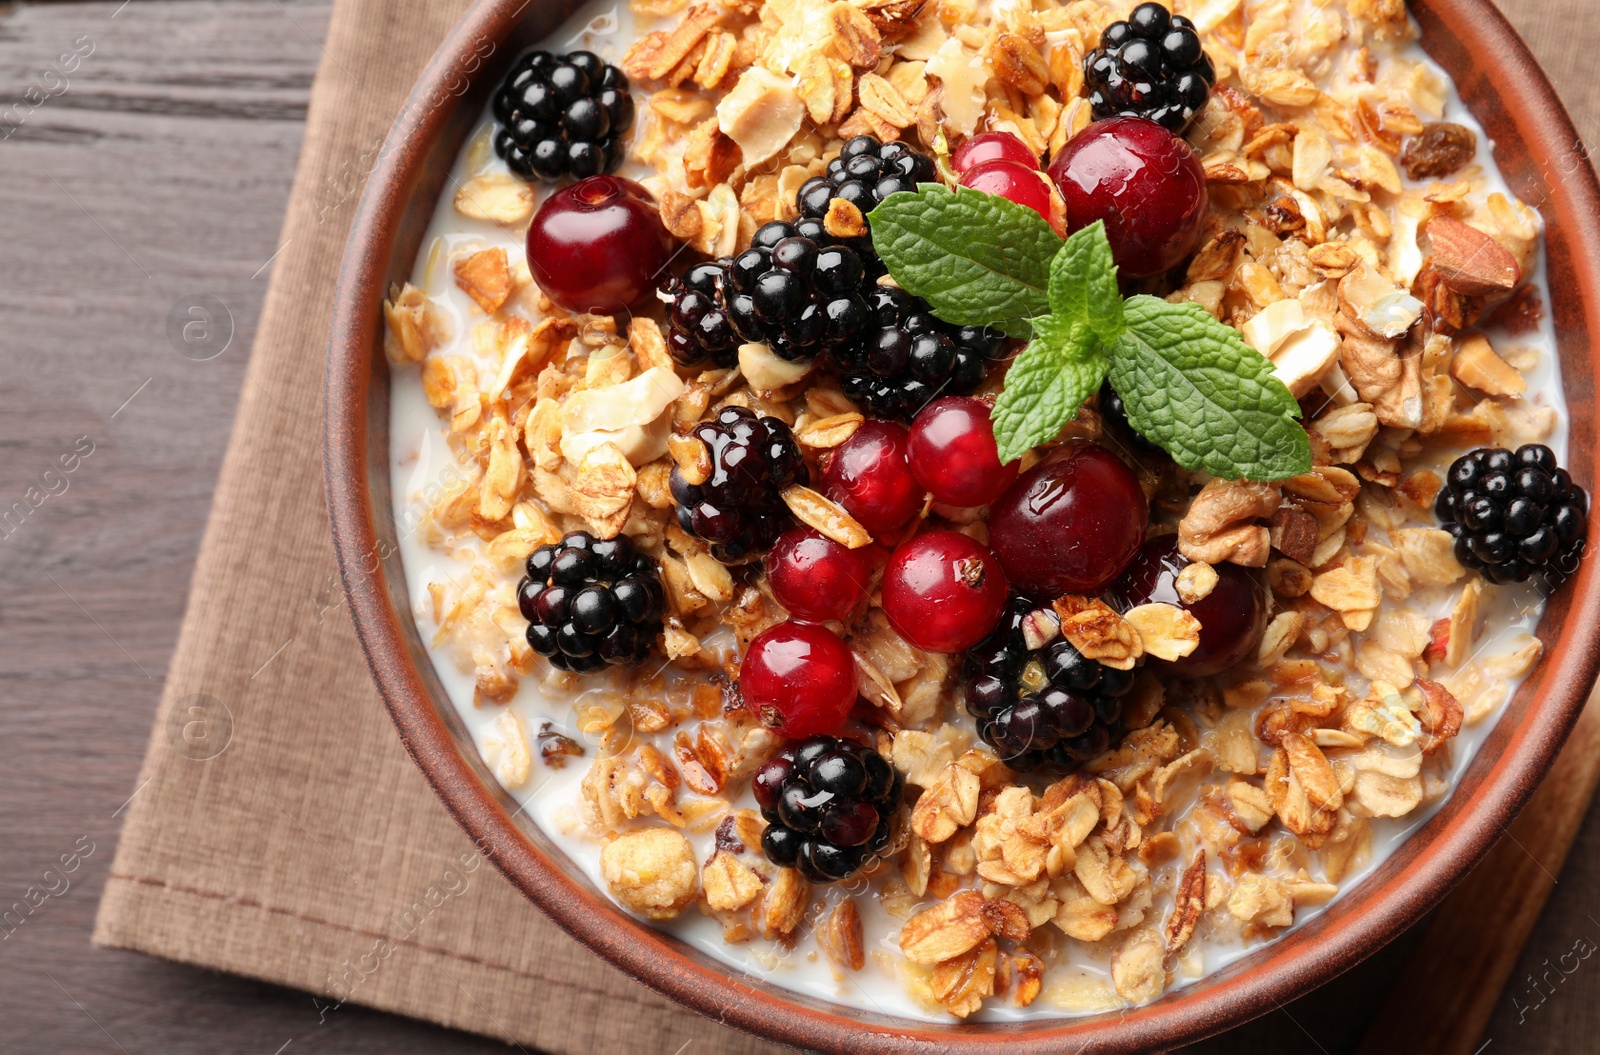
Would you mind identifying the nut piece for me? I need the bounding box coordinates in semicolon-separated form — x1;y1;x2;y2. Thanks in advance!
716;67;805;168
1450;333;1526;397
1053;596;1144;669
600;827;699;920
1179;479;1283;567
1422;216;1522;297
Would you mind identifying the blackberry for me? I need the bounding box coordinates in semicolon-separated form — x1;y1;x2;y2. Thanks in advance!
752;736;902;882
1434;444;1589;585
1084;3;1215;134
716;220;874;363
670;406;807;564
491;50;634;181
661;262;741;368
833;287;1005;420
797;136;937;271
963;596;1146;771
518;532;664;672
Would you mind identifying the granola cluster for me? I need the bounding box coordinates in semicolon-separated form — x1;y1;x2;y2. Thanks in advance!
387;0;1560;1020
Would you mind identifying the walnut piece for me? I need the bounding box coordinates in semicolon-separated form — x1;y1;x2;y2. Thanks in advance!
1178;479;1283;567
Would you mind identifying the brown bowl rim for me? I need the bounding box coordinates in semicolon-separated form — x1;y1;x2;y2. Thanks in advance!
324;0;1600;1049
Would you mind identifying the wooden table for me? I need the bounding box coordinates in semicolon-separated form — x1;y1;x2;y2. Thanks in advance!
1;1;1595;1051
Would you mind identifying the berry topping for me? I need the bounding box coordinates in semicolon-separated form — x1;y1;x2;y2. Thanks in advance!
1083;3;1215;134
952;131;1041;174
492;50;634;181
988;442;1149;598
767;528;871;624
821;419;924;535
1110;536;1265;677
742;623;860;738
671;406;807;564
526;176;672;313
958;158;1059;222
1046;116;1208;278
519;531;664;671
907;396;1020;508
1435;444;1589;585
831;286;1005;421
660;261;741;368
881;531;1009;653
964;596;1145;771
797;135;937;270
755;736;902;882
721;220;873;362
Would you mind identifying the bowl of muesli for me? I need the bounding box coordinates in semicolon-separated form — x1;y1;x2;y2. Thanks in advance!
325;0;1600;1048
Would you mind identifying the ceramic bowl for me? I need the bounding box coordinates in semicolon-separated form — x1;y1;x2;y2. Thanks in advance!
324;1;1600;1049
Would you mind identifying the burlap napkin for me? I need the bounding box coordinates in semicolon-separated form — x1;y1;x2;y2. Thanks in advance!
89;0;775;1049
91;0;1599;1051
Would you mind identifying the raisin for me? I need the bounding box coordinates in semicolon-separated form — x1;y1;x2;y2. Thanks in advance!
1400;122;1478;180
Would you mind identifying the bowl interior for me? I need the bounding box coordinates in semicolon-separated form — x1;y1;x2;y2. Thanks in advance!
324;1;1600;1050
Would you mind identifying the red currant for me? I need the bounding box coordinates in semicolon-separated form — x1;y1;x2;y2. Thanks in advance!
526;175;673;314
822;420;923;536
952;131;1040;174
1110;536;1265;677
959;159;1057;221
881;531;1008;653
988;442;1148;598
1046;116;1207;278
907;397;1019;507
767;528;870;623
742;622;859;737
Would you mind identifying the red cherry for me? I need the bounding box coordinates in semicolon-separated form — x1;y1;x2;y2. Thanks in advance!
1110;536;1266;677
959;159;1057;221
952;131;1040;174
988;442;1148;598
881;531;1008;653
907;397;1019;507
822;420;923;535
767;528;871;623
1046;116;1208;279
525;175;673;314
742;622;859;738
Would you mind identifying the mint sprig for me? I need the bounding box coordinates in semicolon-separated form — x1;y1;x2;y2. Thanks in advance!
867;184;1062;337
991;224;1121;464
870;189;1311;482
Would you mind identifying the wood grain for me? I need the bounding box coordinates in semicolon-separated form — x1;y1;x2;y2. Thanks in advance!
0;0;1595;1052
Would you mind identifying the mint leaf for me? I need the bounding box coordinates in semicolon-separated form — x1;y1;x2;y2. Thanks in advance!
1107;296;1311;481
991;314;1109;465
1048;221;1123;344
869;184;1063;337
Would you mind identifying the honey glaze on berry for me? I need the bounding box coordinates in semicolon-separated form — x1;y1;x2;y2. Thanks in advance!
388;0;1579;1025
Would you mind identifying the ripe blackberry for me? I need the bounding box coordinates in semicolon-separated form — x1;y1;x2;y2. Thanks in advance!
1084;3;1215;134
963;596;1146;771
714;220;874;363
797;136;937;271
518;532;664;672
661;262;740;368
753;736;902;882
671;406;807;564
833;287;1004;420
1435;444;1589;585
492;50;634;181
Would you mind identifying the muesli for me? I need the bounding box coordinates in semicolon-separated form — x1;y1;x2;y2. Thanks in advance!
385;0;1586;1020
